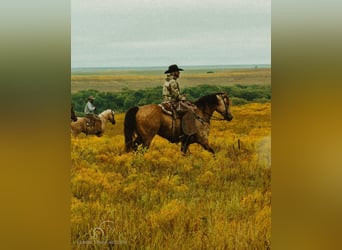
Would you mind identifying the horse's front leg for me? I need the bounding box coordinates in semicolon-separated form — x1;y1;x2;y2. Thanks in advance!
181;135;192;154
200;143;215;154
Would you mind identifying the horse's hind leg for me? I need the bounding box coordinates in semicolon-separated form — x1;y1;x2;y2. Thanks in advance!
136;134;154;150
131;135;152;151
71;128;81;137
133;135;143;150
142;136;153;149
71;130;78;137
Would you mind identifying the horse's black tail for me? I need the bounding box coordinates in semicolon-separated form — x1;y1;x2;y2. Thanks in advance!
124;106;139;152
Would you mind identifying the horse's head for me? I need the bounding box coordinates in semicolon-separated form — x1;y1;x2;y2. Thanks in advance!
215;93;233;121
109;110;116;124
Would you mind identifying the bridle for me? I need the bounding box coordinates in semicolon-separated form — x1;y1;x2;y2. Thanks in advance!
220;93;230;119
202;93;230;121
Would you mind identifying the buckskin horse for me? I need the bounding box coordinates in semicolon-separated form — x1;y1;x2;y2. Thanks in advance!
124;92;233;153
71;109;116;137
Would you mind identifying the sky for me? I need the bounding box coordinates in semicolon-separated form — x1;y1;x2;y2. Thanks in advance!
71;0;271;68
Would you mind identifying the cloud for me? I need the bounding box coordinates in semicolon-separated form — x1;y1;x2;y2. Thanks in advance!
72;0;270;67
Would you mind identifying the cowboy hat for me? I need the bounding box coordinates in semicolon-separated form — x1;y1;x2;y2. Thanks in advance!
88;96;95;100
164;64;184;74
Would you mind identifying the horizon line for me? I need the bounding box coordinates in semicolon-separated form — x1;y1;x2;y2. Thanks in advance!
71;63;271;70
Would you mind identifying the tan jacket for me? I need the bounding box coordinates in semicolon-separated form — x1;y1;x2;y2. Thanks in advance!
163;74;181;102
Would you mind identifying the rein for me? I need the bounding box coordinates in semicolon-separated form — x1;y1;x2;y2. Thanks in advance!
192;110;224;124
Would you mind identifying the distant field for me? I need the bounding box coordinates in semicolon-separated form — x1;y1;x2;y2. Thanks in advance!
71;67;271;93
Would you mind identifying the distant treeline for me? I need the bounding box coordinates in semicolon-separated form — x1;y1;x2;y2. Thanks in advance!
72;84;271;114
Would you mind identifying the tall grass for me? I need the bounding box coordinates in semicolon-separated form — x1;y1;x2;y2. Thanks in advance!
71;102;271;249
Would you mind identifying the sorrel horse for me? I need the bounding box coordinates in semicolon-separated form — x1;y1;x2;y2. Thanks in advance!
71;109;116;137
71;105;77;122
124;92;233;153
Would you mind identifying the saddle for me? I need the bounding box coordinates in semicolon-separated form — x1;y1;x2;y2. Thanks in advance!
85;114;102;134
159;101;198;136
159;101;196;117
159;102;175;117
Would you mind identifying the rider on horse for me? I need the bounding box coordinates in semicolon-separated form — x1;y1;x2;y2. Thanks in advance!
161;64;197;137
84;96;102;134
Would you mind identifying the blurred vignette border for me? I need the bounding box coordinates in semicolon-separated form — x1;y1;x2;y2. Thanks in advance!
1;0;342;249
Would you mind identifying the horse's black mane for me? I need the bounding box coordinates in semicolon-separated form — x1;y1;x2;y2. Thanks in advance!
194;92;223;108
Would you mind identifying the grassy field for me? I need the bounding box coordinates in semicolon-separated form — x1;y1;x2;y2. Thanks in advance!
71;67;271;93
71;102;271;249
